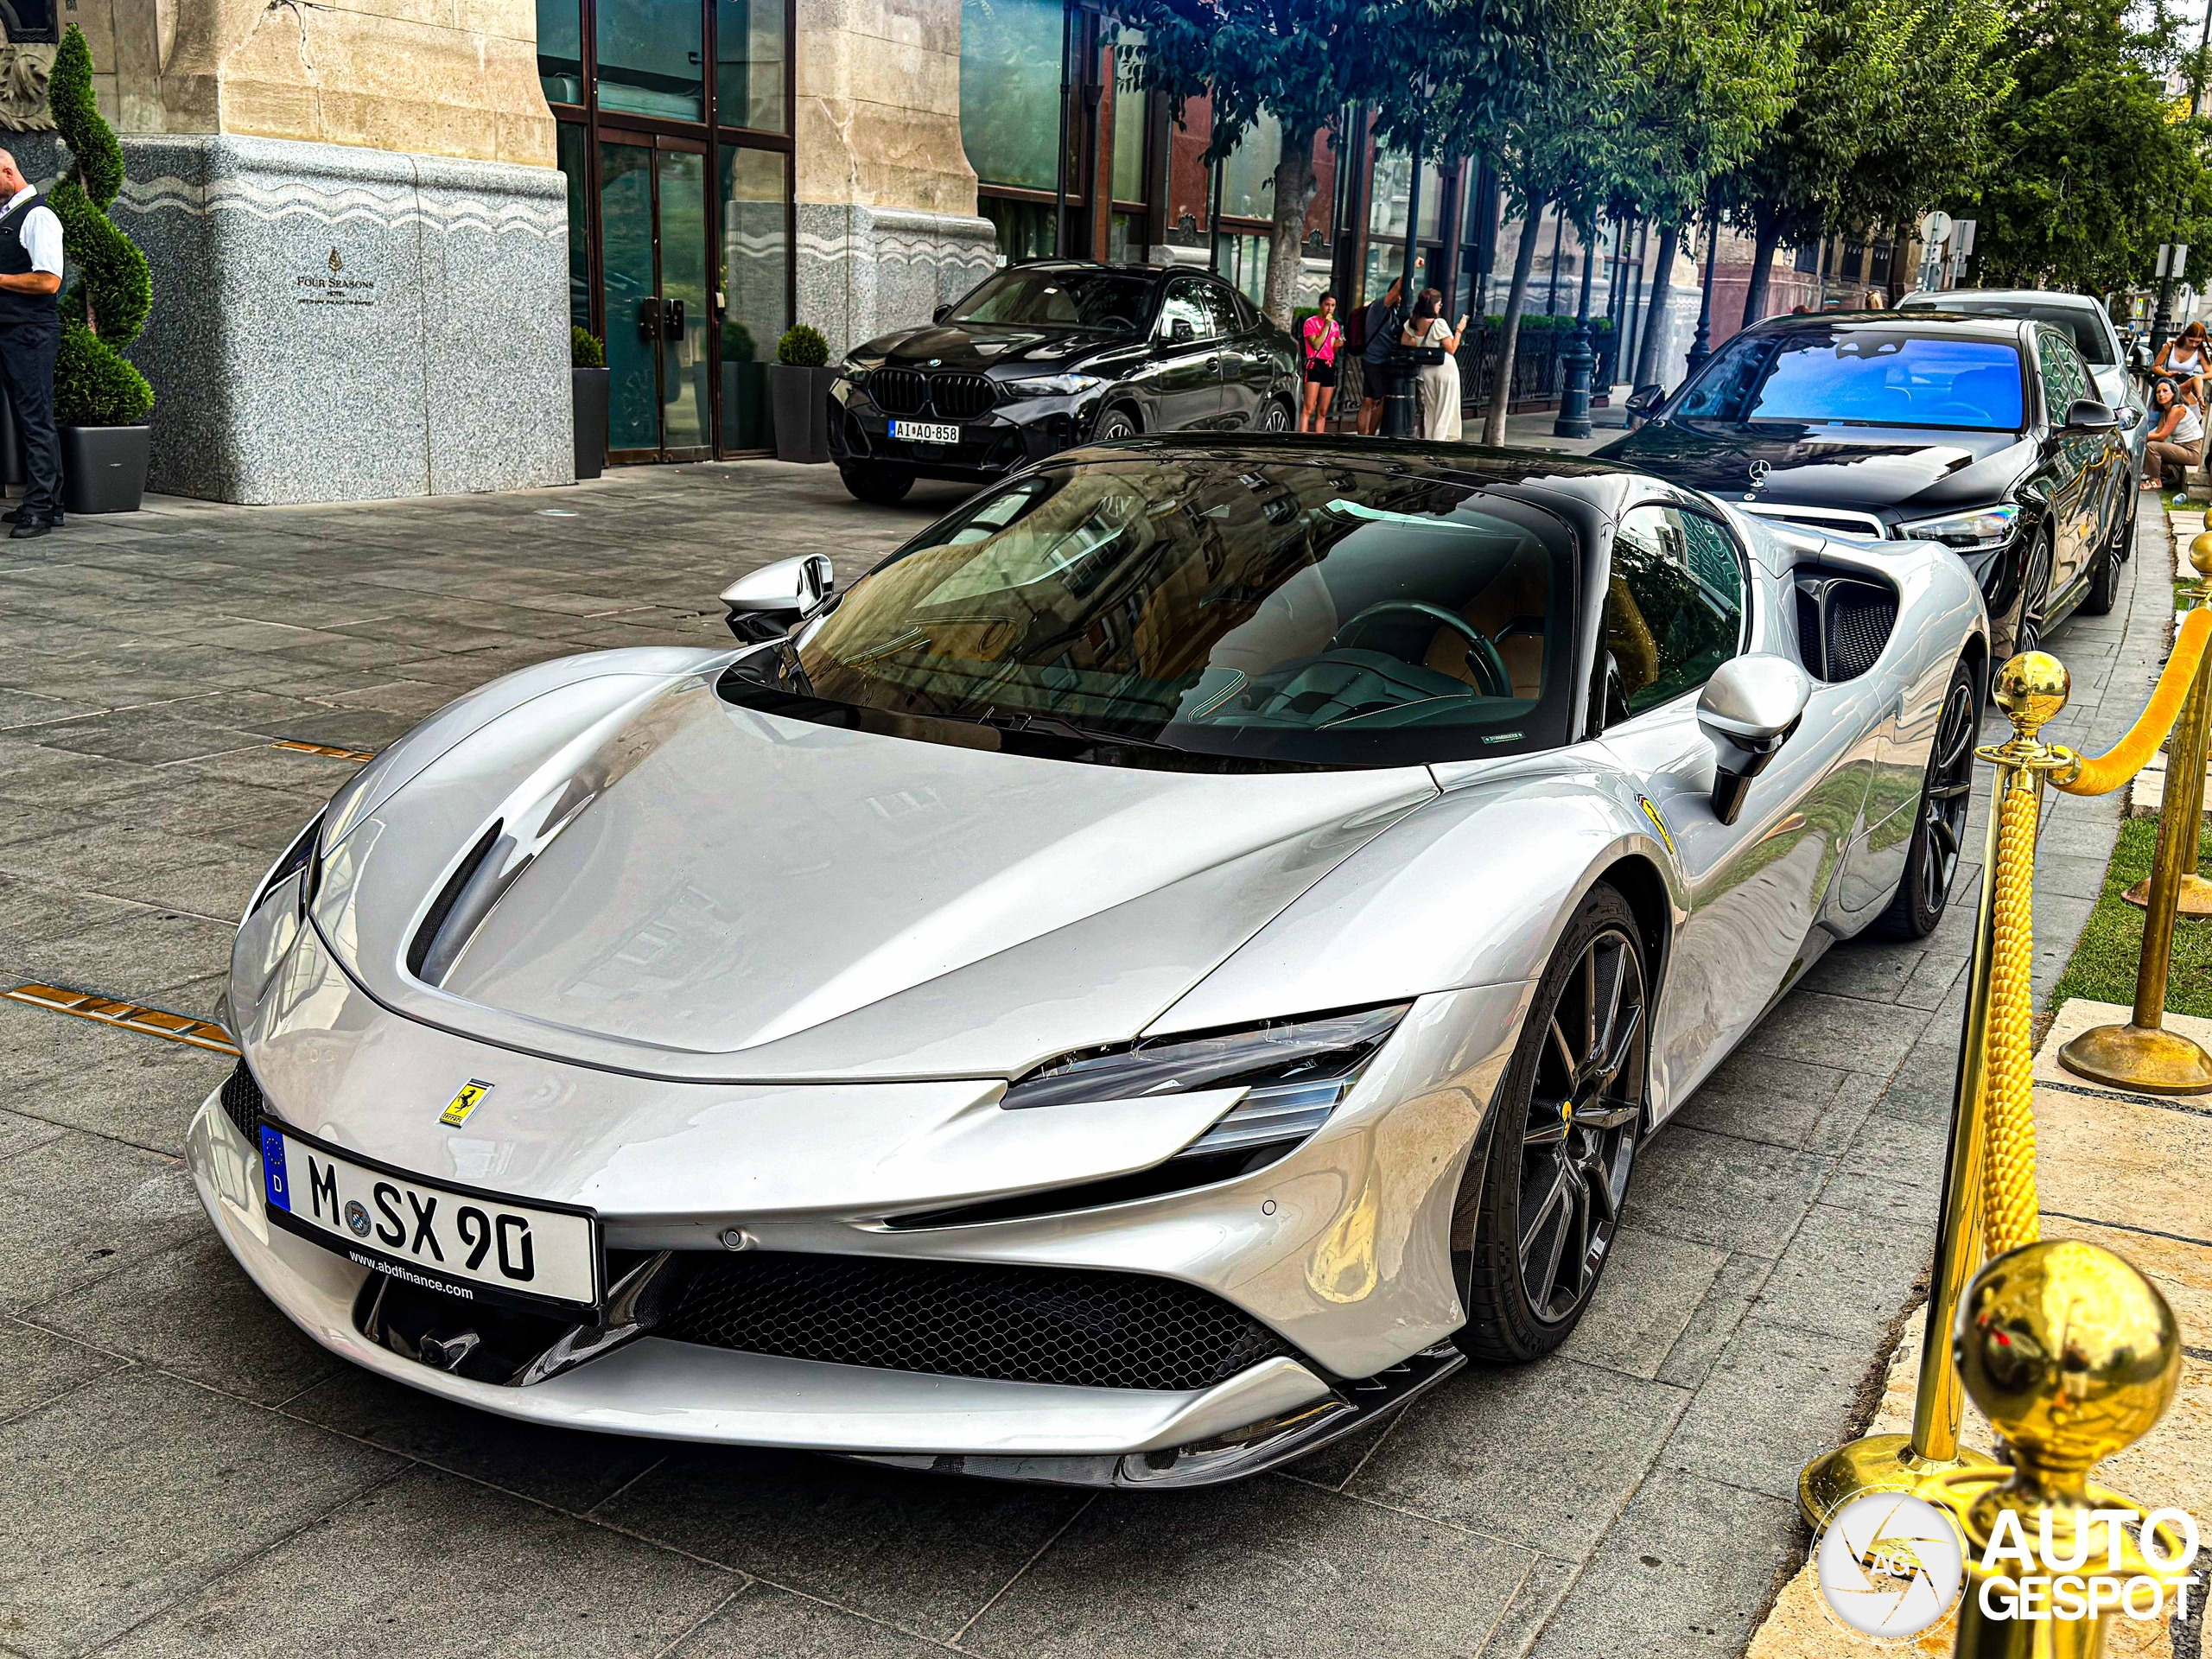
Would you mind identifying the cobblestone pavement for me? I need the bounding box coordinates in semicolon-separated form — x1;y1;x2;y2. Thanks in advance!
0;461;2170;1658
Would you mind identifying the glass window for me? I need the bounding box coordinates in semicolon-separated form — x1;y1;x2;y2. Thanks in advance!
1676;329;2025;430
1160;277;1217;340
1607;505;1744;715
727;458;1581;768
1367;148;1440;242
556;123;590;332
716;0;787;130
961;0;1065;192
537;0;583;105
597;0;705;120
952;268;1154;330
1110;31;1147;205
720;146;789;449
1199;281;1242;337
1219;110;1280;220
2037;329;2089;421
1220;232;1269;306
980;197;1057;264
1897;296;2115;365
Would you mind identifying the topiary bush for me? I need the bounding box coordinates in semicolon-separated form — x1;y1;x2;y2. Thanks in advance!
48;26;153;428
571;325;604;369
776;324;828;367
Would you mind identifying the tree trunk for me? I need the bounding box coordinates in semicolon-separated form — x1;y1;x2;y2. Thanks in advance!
1482;198;1547;448
1262;124;1322;330
1741;208;1783;329
1631;221;1681;390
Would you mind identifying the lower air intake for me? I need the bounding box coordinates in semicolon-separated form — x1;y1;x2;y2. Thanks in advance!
220;1059;268;1140
656;1253;1296;1391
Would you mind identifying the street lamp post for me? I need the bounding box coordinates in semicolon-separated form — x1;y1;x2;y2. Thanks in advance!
1554;217;1601;439
1684;207;1719;378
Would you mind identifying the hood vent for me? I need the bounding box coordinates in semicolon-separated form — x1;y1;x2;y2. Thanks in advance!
407;821;505;984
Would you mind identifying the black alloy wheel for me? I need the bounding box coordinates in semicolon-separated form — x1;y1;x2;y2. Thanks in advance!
1454;884;1647;1361
840;466;912;505
1874;657;1981;940
1095;408;1140;442
2011;531;2055;658
2082;492;2133;615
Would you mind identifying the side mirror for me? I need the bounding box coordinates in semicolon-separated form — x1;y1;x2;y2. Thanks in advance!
1696;654;1812;826
1624;385;1664;420
1168;317;1195;345
721;553;835;643
932;303;951;323
2063;397;2122;434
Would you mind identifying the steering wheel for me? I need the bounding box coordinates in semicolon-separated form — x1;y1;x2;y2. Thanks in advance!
1330;601;1511;697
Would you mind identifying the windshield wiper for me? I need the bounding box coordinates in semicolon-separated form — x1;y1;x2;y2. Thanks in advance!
971;707;1179;753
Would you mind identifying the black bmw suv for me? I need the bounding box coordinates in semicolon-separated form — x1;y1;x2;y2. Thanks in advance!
1599;313;2131;655
828;261;1300;504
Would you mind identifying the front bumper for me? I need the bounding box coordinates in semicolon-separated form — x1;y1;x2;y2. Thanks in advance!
828;380;1098;480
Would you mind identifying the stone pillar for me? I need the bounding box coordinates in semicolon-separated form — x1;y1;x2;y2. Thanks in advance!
0;0;571;504
792;0;994;358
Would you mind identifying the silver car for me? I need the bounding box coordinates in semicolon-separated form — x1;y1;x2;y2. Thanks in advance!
188;440;1987;1487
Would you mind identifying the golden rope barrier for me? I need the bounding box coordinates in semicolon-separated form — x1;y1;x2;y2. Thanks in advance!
2057;530;2212;1095
1981;776;2042;1258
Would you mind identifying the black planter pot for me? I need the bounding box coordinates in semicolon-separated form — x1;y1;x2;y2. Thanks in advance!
572;366;609;480
60;424;149;514
770;364;836;464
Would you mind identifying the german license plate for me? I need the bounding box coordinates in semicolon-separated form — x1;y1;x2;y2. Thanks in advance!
259;1125;600;1316
892;420;960;445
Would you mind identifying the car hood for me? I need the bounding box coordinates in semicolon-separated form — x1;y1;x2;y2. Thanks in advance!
861;323;1139;378
314;670;1439;1081
1601;420;2035;520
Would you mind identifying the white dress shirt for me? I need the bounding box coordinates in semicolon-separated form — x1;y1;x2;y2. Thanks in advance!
3;185;62;278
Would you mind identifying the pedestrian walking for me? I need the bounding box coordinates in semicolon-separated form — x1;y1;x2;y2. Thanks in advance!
2145;377;2202;494
1300;294;1341;433
1400;288;1468;441
1356;277;1403;435
0;149;63;538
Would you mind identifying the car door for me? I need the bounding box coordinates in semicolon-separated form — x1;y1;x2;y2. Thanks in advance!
1215;288;1273;427
1146;277;1227;432
2034;326;2098;594
1590;503;1872;1112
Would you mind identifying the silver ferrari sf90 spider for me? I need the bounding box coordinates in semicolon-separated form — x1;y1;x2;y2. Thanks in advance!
189;438;1986;1487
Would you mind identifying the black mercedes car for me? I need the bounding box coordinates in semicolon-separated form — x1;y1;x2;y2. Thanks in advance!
1600;313;2131;655
828;261;1300;504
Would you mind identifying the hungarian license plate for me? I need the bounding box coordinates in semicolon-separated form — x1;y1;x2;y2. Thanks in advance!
892;420;960;445
258;1125;600;1316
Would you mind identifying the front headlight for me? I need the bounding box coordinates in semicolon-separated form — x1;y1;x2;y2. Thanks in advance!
250;810;323;918
1000;372;1106;400
1004;1003;1410;1159
1897;504;2021;553
837;358;878;384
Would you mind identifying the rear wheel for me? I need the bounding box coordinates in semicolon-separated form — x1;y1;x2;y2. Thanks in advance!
1873;657;1980;940
839;466;912;505
1259;397;1294;433
1454;885;1647;1363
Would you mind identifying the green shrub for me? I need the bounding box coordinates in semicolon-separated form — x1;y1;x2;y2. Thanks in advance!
48;26;153;427
571;325;604;369
777;324;829;367
723;321;758;362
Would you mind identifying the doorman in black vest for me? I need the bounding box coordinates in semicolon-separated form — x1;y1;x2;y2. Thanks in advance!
0;149;63;539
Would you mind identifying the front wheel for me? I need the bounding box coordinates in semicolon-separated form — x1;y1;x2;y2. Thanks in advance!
2007;531;2055;658
1094;407;1140;442
1872;656;1980;940
1454;884;1647;1363
839;466;912;505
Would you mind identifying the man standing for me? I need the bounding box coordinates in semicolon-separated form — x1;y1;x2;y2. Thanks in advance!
0;149;63;539
1356;277;1403;435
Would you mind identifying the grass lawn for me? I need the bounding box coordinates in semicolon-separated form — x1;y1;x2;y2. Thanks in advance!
2050;815;2212;1018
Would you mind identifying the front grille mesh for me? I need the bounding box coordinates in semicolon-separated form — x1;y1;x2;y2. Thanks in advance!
657;1253;1294;1391
220;1059;266;1141
930;373;996;418
868;368;927;414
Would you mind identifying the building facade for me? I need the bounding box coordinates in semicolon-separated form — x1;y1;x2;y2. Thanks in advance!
0;0;1866;502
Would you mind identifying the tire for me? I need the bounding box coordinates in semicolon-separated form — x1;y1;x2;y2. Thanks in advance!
1095;407;1140;442
2119;486;2137;563
2082;539;2119;616
839;466;912;505
1259;397;1294;433
1872;657;1980;940
1453;883;1647;1363
2005;531;2056;658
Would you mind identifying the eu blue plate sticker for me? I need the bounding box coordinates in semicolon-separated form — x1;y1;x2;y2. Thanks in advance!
260;1125;290;1212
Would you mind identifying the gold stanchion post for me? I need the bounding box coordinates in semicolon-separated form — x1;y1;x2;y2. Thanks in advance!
2124;528;2212;918
2058;532;2212;1094
1798;654;2070;1524
1919;1239;2189;1659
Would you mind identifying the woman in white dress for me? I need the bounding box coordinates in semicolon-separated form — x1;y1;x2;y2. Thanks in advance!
1401;288;1470;441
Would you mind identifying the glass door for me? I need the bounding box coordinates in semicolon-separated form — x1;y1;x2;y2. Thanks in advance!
598;136;714;461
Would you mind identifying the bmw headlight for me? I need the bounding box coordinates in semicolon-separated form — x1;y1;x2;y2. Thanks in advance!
1000;372;1106;400
837;357;878;384
1004;1003;1410;1160
1898;504;2020;554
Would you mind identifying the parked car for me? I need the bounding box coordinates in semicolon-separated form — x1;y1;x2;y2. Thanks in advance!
1604;312;2130;655
826;261;1300;504
194;437;1987;1487
1897;287;2146;509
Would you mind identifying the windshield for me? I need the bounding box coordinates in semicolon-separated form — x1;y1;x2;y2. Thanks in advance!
1901;299;2115;365
1677;330;2025;430
950;270;1156;332
724;460;1580;770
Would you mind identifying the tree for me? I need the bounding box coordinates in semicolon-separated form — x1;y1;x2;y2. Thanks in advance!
1829;0;2006;245
1971;0;2203;292
48;24;153;426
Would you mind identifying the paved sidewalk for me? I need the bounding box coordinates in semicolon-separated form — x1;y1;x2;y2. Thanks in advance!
0;461;2171;1658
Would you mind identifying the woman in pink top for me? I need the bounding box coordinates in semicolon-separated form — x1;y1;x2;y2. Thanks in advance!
1301;295;1342;432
